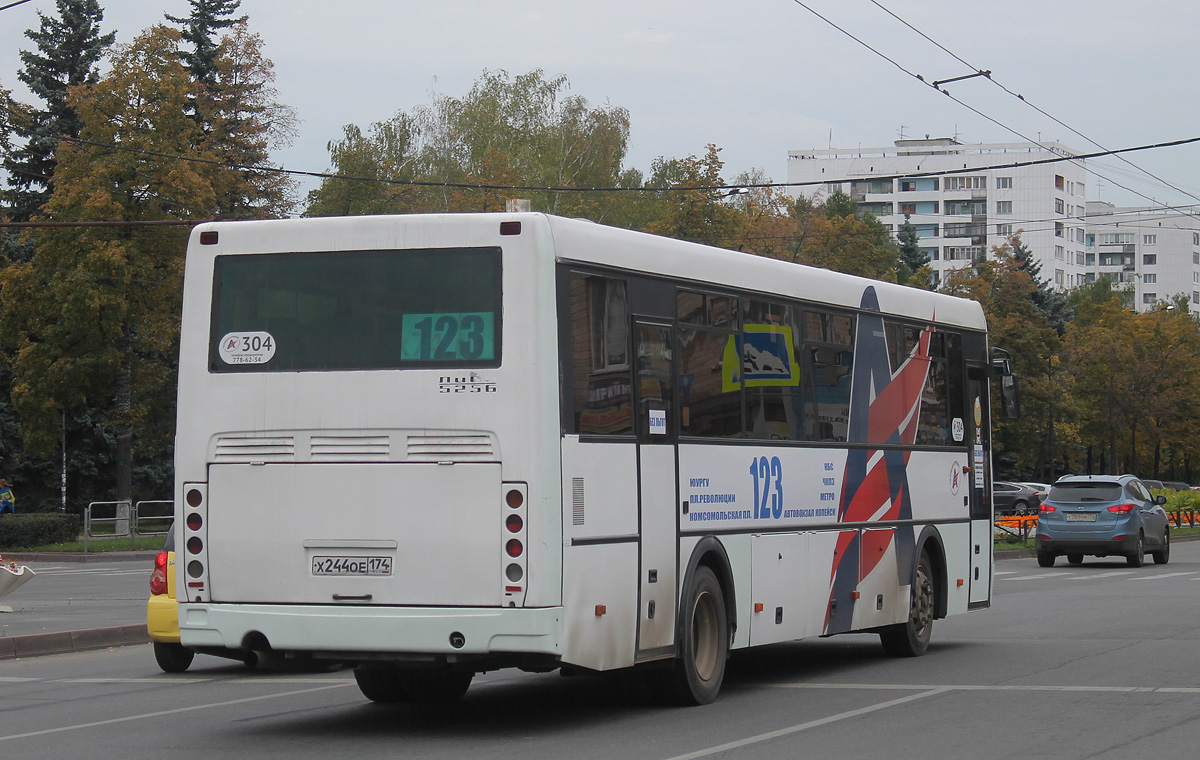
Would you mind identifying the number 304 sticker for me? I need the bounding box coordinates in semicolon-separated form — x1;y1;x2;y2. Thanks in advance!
218;331;277;365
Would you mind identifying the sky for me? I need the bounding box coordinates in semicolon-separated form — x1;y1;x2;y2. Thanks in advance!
3;0;1200;213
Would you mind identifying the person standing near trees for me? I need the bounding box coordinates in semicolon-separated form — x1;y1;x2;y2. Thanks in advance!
0;479;14;515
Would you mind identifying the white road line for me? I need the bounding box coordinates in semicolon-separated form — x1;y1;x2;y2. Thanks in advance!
1129;572;1195;581
1064;571;1135;580
0;682;355;742
1003;572;1072;581
0;677;40;683
663;687;952;760
776;682;1183;693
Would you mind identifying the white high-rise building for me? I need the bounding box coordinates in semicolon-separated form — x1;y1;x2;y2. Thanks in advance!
787;138;1089;289
1082;202;1200;311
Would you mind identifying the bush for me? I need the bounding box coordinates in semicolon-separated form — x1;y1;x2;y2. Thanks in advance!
0;513;81;549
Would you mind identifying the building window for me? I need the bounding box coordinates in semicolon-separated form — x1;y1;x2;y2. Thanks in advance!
1098;233;1134;245
1055;246;1065;260
996;176;1012;189
996;201;1012;214
1143;274;1157;284
1194;272;1199;284
1194;291;1199;305
1055;175;1065;190
1194;233;1200;246
1143;293;1157;304
1055;222;1064;237
1144;235;1157;245
1194;252;1200;265
1143;254;1156;265
1076;252;1086;265
1055;269;1065;286
945;176;986;191
946;246;984;261
996;224;1013;236
1085;253;1095;266
1055;198;1065;215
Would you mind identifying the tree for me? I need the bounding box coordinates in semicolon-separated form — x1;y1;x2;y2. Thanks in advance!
941;247;1061;478
643;145;743;246
789;193;900;281
196;21;297;218
166;0;245;88
3;0;114;222
896;214;931;287
305;69;630;221
0;26;220;509
1010;233;1072;334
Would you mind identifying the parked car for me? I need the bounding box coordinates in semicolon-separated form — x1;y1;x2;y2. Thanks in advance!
1160;481;1191;492
993;481;1042;515
1035;474;1169;568
1019;482;1052;504
147;526;194;672
1141;479;1164;490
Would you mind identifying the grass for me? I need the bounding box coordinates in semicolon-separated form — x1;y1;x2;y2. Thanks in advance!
1;535;166;553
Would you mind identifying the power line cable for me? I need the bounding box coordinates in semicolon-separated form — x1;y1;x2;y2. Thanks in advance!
786;0;1200;223
866;0;1200;209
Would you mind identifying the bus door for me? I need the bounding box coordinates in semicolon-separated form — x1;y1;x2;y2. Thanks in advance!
966;362;992;606
634;320;678;658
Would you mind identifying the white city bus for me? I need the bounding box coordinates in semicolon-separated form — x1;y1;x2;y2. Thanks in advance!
174;212;1012;705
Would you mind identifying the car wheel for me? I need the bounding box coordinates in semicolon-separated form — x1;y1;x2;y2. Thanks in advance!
1014;500;1030;516
1066;554;1083;565
153;641;195;673
880;552;935;657
1126;532;1145;568
659;566;729;705
1037;553;1055;568
1152;529;1170;565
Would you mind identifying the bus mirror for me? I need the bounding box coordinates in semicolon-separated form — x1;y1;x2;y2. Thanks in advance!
991;347;1020;419
1000;371;1020;419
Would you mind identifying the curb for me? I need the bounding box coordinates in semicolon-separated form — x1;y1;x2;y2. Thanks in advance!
0;551;157;563
0;624;149;660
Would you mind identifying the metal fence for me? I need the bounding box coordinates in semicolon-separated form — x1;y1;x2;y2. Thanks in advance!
83;500;173;553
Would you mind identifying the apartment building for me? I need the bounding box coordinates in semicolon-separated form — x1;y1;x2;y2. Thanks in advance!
1083;202;1200;310
787;137;1089;290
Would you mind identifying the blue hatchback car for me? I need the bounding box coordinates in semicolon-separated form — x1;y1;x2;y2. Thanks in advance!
1035;475;1170;568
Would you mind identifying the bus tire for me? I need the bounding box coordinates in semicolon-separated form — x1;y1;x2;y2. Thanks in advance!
153;641;195;673
662;566;729;705
880;551;934;657
354;664;472;704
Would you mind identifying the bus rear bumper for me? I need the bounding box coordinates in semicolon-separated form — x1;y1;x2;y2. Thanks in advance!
178;603;563;658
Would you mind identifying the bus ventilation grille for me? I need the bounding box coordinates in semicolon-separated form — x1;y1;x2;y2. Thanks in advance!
405;435;495;462
572;478;585;525
213;436;296;461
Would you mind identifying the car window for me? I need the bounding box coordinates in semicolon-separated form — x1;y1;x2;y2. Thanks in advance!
161;522;175;552
1128;481;1152;502
1048;482;1122;502
995;483;1014;492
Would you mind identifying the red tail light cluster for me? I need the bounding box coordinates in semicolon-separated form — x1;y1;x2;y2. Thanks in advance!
181;483;209;602
1039;503;1057;513
149;550;169;596
1107;503;1135;515
502;483;528;604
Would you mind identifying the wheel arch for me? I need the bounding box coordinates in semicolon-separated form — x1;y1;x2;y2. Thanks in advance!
678;536;737;647
915;526;949;620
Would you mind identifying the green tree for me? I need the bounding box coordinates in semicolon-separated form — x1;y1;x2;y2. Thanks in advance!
305;69;630;221
896;214;931;287
644;145;741;246
2;0;115;223
0;26;219;508
941;247;1061;478
166;0;245;88
789;192;900;280
1010;233;1072;334
196;20;297;218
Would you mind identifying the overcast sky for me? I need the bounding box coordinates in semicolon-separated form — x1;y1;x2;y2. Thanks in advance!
3;0;1199;212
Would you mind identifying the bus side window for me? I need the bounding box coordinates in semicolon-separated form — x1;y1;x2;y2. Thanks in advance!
567;272;633;436
803;310;854;442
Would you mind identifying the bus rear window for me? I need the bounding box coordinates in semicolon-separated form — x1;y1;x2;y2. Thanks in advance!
209;247;501;372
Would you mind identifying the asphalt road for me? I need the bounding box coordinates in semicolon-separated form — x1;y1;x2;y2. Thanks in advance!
0;558;150;638
3;545;1200;760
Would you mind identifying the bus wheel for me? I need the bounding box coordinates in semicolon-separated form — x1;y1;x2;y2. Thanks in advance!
354;665;472;704
662;566;729;705
880;552;935;657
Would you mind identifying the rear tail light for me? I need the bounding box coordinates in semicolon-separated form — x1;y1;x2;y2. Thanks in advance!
1108;503;1135;515
149;550;168;595
1039;503;1057;513
502;482;528;605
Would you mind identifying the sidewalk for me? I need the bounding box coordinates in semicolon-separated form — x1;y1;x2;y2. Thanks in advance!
1;551;154;660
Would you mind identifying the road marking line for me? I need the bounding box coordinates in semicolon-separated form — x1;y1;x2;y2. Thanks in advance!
0;682;355;742
0;677;40;683
1003;573;1072;581
662;687;952;760
1130;572;1194;581
768;682;1198;694
62;678;213;684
